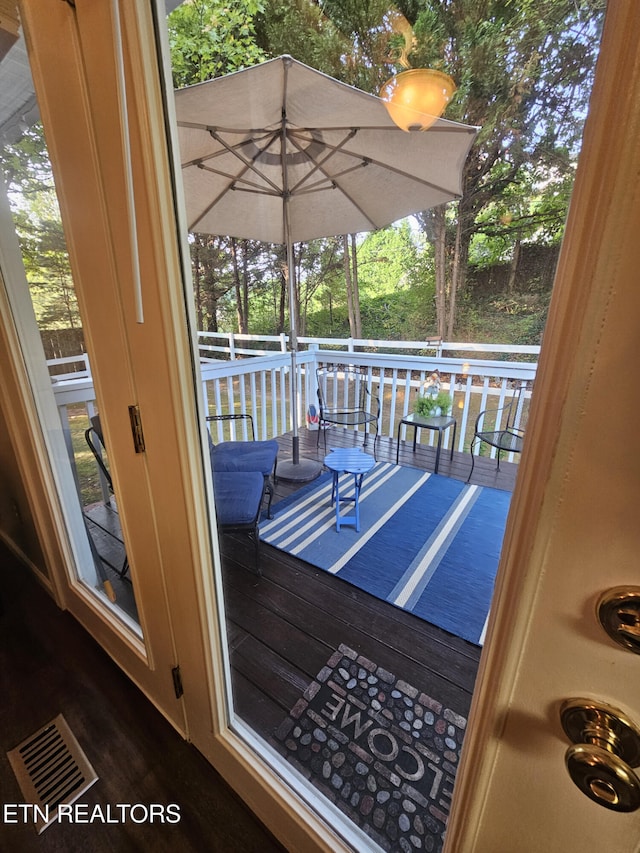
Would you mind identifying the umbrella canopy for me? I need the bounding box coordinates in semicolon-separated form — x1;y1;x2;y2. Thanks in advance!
175;55;478;478
176;55;477;243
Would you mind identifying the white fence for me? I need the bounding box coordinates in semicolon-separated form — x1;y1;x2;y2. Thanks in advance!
197;330;540;360
50;338;537;503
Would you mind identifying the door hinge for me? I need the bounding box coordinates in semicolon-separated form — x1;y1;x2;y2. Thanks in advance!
128;405;145;453
171;665;183;699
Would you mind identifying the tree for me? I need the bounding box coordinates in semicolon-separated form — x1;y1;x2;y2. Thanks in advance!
192;234;236;332
282;0;603;338
1;124;80;329
355;221;434;338
255;0;346;73
168;0;266;87
21;217;80;329
168;0;268;333
343;234;362;339
306;0;405;90
293;238;343;335
400;0;605;337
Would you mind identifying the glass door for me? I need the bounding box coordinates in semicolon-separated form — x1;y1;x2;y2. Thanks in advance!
0;0;216;736
0;124;140;631
5;2;604;852
154;2;605;850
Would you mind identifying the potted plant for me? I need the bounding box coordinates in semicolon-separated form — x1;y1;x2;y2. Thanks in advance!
414;390;452;418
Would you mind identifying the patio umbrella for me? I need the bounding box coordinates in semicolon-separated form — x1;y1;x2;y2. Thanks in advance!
175;55;477;481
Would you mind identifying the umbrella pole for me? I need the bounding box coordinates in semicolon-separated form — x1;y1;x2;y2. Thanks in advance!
276;181;321;482
287;236;300;466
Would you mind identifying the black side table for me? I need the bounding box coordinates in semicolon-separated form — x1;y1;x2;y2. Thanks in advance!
396;412;457;473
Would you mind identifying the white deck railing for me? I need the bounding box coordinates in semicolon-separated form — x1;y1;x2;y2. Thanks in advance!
50;338;537;502
197;329;540;360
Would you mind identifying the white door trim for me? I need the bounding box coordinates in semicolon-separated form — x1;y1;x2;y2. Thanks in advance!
447;2;640;848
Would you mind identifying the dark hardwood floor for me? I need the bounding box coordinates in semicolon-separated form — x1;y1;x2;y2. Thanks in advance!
0;545;285;853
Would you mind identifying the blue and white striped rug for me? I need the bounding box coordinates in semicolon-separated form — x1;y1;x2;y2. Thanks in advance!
260;463;511;645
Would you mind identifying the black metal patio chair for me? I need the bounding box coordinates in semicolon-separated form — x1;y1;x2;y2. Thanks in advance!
84;414;129;580
316;364;380;456
467;383;527;480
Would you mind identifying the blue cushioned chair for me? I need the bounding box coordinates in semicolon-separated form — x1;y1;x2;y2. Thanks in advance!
212;470;266;575
206;414;278;517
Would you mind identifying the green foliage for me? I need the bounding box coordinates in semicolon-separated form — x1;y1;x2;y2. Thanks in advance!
359;281;436;340
1;124;79;329
302;0;399;91
255;0;346;73
455;289;552;346
414;391;451;417
469;161;571;269
299;223;436;341
357;223;421;295
1;124;53;194
404;0;604;335
0;1;605;351
169;0;605;343
168;0;267;86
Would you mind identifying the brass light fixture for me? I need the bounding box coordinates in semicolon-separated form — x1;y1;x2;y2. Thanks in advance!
380;69;456;132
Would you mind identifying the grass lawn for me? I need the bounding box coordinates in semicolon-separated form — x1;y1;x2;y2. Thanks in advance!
67;404;105;506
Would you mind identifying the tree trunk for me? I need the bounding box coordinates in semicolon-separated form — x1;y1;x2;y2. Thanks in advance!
231;237;244;332
226;238;254;333
207;295;219;332
446;203;472;340
193;237;204;331
295;248;304;336
350;233;362;339
343;234;356;337
507;238;521;293
278;252;287;335
446;216;462;340
433;205;448;339
239;239;249;334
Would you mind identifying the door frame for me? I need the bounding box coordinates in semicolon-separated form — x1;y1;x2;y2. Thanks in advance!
9;1;350;850
446;2;640;848
8;0;630;851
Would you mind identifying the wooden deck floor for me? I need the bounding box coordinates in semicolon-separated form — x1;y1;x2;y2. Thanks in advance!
83;498;138;622
221;427;517;743
84;427;518;742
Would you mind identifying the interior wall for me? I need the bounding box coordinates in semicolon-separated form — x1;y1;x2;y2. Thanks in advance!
0;338;48;577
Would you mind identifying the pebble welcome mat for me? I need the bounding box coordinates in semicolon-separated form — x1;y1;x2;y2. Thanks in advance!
274;644;467;853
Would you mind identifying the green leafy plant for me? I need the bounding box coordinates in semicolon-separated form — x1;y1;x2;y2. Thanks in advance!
414;391;452;418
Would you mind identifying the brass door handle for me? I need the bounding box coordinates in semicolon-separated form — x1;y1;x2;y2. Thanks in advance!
598;587;640;653
560;698;640;811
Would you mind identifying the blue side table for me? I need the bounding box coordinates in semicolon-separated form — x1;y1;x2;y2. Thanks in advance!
323;448;376;532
